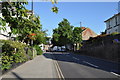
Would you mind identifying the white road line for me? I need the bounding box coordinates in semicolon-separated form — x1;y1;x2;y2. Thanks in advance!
83;61;98;68
111;72;120;77
73;57;79;60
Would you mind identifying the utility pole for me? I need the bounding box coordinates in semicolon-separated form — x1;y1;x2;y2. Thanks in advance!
32;0;33;14
31;0;34;58
80;22;82;27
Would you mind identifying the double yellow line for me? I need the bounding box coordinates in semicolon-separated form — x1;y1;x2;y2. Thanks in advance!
52;52;65;80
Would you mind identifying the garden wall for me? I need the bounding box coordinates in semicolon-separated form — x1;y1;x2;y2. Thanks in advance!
78;34;120;62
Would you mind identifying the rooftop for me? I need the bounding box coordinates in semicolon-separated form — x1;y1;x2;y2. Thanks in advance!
104;12;120;22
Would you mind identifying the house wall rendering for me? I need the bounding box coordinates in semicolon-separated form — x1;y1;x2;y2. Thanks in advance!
105;13;120;34
0;13;11;40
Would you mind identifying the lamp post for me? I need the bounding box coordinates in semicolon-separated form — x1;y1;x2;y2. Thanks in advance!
74;43;76;51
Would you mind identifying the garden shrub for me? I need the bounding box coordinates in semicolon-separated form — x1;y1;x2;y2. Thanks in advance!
0;52;13;70
0;40;33;70
34;45;43;55
110;32;119;36
27;48;33;60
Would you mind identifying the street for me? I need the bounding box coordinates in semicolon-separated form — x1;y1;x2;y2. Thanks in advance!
2;52;120;80
44;52;120;79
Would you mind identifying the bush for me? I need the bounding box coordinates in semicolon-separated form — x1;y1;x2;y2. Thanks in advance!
27;48;34;60
110;32;119;36
0;40;33;70
0;52;13;70
34;45;43;55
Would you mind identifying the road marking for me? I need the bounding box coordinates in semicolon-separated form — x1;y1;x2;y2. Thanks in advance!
55;61;65;80
54;60;65;80
110;72;120;77
54;60;61;79
73;57;79;60
83;61;98;68
52;53;65;80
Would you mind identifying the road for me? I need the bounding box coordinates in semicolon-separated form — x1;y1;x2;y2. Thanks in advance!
43;52;120;79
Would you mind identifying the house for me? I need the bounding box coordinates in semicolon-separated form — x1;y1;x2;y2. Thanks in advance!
104;13;120;34
0;13;11;40
81;27;98;40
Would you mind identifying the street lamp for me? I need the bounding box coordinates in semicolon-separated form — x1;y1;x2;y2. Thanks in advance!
74;43;76;51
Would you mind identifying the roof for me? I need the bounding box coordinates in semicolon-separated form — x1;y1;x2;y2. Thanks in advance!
81;27;98;40
81;27;86;30
104;13;120;22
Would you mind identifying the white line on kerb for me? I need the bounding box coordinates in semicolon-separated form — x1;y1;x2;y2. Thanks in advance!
111;72;120;77
83;61;98;68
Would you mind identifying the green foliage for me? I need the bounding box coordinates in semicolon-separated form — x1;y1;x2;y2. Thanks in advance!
110;32;119;36
34;45;43;55
33;31;46;45
51;6;58;13
0;52;13;70
44;37;51;45
52;19;83;50
1;2;44;45
51;0;59;13
0;18;6;31
73;27;83;43
52;18;74;46
1;2;56;47
27;48;34;60
0;40;33;70
0;18;6;26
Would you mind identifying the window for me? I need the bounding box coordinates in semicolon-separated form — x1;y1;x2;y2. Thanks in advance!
107;21;110;29
115;17;117;25
108;21;110;28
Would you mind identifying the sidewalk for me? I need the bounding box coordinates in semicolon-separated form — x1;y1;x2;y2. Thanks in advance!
2;53;58;79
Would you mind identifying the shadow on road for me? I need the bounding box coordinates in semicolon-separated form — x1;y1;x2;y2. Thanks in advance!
43;52;120;75
12;72;24;80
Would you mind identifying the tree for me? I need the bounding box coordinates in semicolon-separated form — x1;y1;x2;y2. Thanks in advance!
52;18;73;47
1;2;45;45
0;18;6;31
1;1;59;45
72;27;83;50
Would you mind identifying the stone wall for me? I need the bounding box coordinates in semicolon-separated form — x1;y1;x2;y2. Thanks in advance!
79;34;120;62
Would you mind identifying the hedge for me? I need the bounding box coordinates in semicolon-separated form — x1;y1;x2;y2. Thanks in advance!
0;40;35;71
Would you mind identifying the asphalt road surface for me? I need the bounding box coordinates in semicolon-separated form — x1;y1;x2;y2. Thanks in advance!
43;52;120;79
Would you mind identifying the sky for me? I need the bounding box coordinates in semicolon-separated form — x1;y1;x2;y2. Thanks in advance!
25;2;119;36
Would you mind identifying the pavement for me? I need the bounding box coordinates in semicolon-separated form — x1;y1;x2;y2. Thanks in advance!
2;53;58;79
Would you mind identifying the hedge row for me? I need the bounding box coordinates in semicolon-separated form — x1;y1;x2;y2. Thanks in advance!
0;40;37;71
